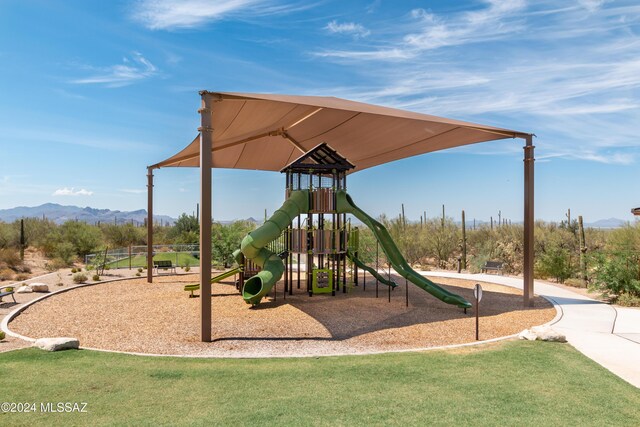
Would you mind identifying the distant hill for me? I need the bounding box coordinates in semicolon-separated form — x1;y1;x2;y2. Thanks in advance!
0;203;176;226
584;218;628;229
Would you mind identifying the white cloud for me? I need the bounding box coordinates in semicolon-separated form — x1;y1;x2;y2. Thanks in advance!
132;0;312;30
120;189;146;194
579;0;608;13
313;1;640;164
325;20;370;38
53;188;94;196
71;52;157;87
318;0;527;60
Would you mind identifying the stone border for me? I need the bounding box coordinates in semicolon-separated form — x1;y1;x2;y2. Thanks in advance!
1;274;561;359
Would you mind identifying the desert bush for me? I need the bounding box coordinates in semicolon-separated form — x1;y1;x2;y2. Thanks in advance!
45;258;69;272
0;248;21;269
136;272;141;277
138;268;143;273
102;222;145;248
589;251;640;299
0;330;5;340
616;293;640;307
15;273;29;281
72;273;88;284
168;214;199;244
59;221;102;257
536;247;574;283
212;220;256;267
423;219;458;268
0;268;14;281
53;241;76;265
92;274;100;281
71;267;78;273
564;278;586;288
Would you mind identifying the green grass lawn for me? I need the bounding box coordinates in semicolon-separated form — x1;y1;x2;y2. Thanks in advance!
105;252;200;269
1;341;639;426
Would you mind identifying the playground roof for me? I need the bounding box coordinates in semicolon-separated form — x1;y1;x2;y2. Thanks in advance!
152;91;530;172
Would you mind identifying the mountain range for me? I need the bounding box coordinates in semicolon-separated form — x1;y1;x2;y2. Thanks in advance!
0;203;630;229
0;203;176;226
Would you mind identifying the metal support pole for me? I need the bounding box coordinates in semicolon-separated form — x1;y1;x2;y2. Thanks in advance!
199;92;214;342
405;278;408;307
388;264;391;303
523;135;535;307
146;167;154;283
376;241;379;298
362;266;366;291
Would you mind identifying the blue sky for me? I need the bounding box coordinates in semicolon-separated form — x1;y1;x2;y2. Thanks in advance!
1;0;639;223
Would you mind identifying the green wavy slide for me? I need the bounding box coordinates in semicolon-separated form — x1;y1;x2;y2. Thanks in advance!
336;190;472;309
239;189;309;306
184;267;242;297
346;251;397;288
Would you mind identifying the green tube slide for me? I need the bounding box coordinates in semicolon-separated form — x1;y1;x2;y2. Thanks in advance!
336;191;472;309
346;251;397;288
239;190;309;306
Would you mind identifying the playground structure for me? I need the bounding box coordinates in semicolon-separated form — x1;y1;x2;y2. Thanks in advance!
229;143;472;308
147;91;534;342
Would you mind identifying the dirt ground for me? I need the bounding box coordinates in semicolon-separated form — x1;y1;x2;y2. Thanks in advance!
6;272;555;357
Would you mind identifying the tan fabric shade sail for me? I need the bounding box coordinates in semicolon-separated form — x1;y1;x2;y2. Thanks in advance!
152;91;529;172
146;91;536;341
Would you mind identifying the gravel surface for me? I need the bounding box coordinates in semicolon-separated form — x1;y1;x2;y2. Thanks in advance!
7;273;555;357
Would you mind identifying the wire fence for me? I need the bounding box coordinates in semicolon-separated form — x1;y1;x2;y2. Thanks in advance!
85;244;200;269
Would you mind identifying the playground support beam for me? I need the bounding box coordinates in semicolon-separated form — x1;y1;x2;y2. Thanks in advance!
146;167;154;283
523;135;535;307
199;93;214;342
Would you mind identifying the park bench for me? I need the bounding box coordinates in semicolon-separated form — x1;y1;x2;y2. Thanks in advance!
0;285;16;304
481;261;504;274
153;260;176;274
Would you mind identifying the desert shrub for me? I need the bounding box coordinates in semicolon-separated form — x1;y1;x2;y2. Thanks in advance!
92;274;100;281
15;273;29;281
536;246;574;283
15;264;31;274
45;258;69;272
137;268;143;273
72;273;88;284
135;272;141;277
0;268;14;281
168;214;199;244
616;293;640;307
102;222;145;247
212;220;256;267
184;265;191;272
589;252;640;299
0;331;5;340
59;221;102;257
564;278;586;288
71;267;78;273
53;241;76;265
0;248;20;269
423;219;458;268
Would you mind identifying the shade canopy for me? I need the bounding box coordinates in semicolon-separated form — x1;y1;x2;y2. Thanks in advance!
152;92;529;172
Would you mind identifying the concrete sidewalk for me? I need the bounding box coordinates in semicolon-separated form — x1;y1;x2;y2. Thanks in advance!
425;272;640;388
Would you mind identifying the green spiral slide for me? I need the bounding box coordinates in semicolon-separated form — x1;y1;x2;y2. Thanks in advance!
239;189;309;306
336;190;472;309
